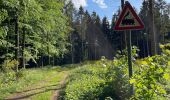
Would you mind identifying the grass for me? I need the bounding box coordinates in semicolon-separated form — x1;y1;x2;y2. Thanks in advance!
31;71;68;100
1;60;169;100
0;66;70;100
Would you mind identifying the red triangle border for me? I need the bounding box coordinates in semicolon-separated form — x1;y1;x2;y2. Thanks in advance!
114;2;144;30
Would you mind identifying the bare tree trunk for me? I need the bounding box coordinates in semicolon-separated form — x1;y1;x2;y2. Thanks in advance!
71;43;74;63
49;55;50;65
15;15;19;72
22;27;26;69
81;14;84;61
41;56;44;68
6;23;9;68
149;0;157;55
143;33;146;57
146;30;150;56
47;32;51;65
53;56;55;67
70;33;74;64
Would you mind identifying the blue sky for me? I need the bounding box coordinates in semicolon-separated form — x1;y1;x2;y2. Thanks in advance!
71;0;170;22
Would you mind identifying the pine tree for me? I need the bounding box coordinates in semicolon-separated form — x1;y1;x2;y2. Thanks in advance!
102;17;110;37
110;14;122;51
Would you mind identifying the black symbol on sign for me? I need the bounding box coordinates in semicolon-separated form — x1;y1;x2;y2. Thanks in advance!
122;12;135;25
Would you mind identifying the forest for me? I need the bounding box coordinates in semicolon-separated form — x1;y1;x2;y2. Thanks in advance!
0;0;170;100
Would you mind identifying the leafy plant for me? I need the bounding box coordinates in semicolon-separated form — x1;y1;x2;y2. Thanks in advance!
130;44;170;99
2;59;18;72
65;63;107;100
65;56;130;100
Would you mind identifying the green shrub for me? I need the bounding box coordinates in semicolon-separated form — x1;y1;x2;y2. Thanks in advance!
99;54;130;100
130;44;170;100
2;70;16;83
65;74;105;100
1;59;24;83
65;63;107;100
2;59;18;72
65;45;170;100
65;56;130;100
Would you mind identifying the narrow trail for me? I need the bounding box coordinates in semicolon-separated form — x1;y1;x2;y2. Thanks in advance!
5;71;69;100
51;73;68;100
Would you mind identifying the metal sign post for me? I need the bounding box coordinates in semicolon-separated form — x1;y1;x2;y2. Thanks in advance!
126;30;133;95
114;1;144;96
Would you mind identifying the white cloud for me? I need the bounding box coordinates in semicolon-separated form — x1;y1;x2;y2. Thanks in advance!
92;0;108;8
71;0;87;9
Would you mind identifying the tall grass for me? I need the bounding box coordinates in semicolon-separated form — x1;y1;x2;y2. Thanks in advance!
0;66;62;99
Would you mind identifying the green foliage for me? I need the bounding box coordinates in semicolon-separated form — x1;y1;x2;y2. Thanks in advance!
104;56;129;99
65;56;130;100
2;59;18;72
0;9;8;26
1;70;16;84
0;0;71;67
66;74;105;100
1;59;24;91
65;64;107;100
65;46;170;100
130;44;170;99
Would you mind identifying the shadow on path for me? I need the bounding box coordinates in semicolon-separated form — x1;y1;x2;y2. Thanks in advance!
5;84;62;100
15;84;59;93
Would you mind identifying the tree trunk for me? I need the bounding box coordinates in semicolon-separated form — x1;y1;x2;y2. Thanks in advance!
41;56;44;68
71;43;74;63
149;0;157;55
49;55;51;65
22;27;26;69
47;32;51;65
81;14;84;61
6;24;9;68
53;56;55;66
15;15;19;72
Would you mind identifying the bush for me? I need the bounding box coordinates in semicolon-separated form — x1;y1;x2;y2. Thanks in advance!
65;56;130;100
130;44;170;99
2;59;18;72
65;75;105;100
65;45;170;100
65;63;107;100
1;70;16;83
103;56;129;100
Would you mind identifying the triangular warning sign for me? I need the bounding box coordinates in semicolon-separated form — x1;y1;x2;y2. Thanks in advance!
114;1;144;30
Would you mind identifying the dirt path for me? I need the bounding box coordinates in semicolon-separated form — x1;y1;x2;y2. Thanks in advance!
51;73;68;100
5;71;69;100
